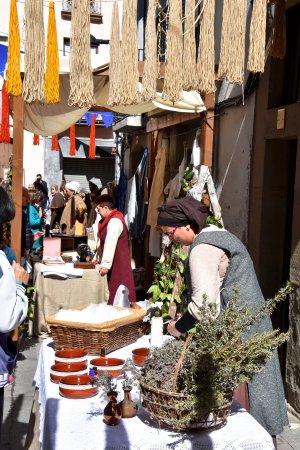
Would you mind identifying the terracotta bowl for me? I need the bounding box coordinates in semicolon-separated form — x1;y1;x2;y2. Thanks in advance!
90;357;125;378
132;347;150;367
54;348;88;365
59;374;99;399
50;362;88;383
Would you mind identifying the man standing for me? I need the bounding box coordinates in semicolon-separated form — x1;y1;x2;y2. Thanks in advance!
60;181;87;235
33;174;48;214
96;194;136;305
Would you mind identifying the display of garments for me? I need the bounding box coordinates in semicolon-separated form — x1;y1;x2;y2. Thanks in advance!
60;194;87;235
146;146;167;227
134;148;148;242
164;156;186;202
124;176;137;232
50;192;65;229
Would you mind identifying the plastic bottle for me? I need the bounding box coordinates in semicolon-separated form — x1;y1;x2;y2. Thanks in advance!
150;311;163;347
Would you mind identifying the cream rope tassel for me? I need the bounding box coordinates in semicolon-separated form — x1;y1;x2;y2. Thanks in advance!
23;0;45;103
182;0;197;91
197;0;216;94
142;0;157;102
218;0;247;85
107;0;121;106
162;0;183;102
69;0;95;108
118;0;140;105
269;0;286;59
247;0;267;73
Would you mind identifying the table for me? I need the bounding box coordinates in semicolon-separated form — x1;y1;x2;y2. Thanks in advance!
32;263;108;336
28;337;275;450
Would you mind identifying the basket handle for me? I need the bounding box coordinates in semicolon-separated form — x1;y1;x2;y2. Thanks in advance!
172;333;193;392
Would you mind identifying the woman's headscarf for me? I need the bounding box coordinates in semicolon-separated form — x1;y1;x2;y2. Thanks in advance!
157;196;208;233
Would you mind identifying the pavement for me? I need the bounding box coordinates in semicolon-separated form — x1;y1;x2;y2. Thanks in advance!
1;336;300;450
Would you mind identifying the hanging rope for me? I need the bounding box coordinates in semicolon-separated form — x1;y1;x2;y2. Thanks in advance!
197;0;216;94
142;0;157;102
247;0;267;73
218;0;247;85
182;0;197;91
269;0;286;59
68;0;95;108
162;0;183;102
89;114;96;159
117;0;140;105
51;134;59;151
45;1;60;103
69;124;76;156
6;0;22;96
23;0;45;103
0;81;10;144
107;0;121;106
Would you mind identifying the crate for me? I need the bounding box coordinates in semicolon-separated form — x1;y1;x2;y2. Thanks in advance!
46;304;145;355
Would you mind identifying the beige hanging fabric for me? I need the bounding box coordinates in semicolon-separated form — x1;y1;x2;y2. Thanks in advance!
68;0;95;108
269;0;286;59
23;0;45;103
146;145;167;228
142;0;157;102
107;0;121;106
247;0;267;73
197;0;216;94
162;0;183;102
117;0;140;105
218;0;247;85
182;0;197;91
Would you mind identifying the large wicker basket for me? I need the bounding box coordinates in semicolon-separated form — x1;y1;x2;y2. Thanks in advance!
46;304;145;354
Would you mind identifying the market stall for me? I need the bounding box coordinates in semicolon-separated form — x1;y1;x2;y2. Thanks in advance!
27;336;275;450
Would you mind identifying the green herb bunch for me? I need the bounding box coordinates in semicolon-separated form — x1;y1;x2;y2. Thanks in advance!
140;284;291;428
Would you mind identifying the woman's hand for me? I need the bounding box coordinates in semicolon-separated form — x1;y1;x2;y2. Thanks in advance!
13;261;29;285
99;266;109;276
167;320;182;337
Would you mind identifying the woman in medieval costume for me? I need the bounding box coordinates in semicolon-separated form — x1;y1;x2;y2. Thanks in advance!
96;194;136;306
60;181;87;235
157;196;288;446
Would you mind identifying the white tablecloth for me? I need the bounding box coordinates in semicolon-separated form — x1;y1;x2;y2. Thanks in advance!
33;337;275;450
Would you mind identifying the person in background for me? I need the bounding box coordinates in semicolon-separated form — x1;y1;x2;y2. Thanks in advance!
0;223;16;265
49;184;65;230
96;194;136;306
0;186;29;439
33;174;48;214
60;181;87;235
27;183;36;193
26;191;44;251
157;196;288;446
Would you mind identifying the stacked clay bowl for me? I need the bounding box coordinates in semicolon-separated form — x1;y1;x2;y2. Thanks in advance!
59;374;98;399
132;348;150;367
50;362;88;383
90;357;125;378
54;348;88;365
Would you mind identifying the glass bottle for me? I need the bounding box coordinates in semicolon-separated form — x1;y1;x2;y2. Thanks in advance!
119;386;138;418
103;390;122;426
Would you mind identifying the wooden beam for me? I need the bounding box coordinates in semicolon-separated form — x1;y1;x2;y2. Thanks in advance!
201;93;216;168
11;96;24;263
146;111;201;133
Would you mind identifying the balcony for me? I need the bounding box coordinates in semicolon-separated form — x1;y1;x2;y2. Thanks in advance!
61;0;103;24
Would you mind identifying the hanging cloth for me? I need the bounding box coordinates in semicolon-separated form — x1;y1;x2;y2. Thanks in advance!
146;146;167;227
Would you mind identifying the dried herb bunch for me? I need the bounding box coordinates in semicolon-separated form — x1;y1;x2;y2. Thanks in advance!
140;284;290;429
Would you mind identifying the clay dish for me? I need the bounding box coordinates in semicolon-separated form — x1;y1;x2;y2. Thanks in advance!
132;347;150;367
59;374;99;399
55;348;87;364
50;362;88;383
90;357;125;378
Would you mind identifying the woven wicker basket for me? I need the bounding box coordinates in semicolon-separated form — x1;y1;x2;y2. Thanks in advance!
46;304;145;355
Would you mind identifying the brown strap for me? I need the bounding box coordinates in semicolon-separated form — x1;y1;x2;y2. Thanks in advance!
172;333;193;392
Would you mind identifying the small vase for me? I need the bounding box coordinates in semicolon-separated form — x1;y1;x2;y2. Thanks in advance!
103;390;122;426
119;387;138;418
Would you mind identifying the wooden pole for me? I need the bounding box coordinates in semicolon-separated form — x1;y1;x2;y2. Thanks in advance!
201;93;215;168
10;96;24;263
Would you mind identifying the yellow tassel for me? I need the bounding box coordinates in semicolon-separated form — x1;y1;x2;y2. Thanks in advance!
45;1;60;103
6;0;22;96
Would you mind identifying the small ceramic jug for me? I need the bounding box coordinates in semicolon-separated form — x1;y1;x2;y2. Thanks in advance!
119;387;138;418
103;390;122;426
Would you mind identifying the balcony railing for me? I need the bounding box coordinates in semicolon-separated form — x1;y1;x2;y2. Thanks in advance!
61;0;103;24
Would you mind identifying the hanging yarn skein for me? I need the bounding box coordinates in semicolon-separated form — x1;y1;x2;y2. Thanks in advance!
107;0;121;106
69;124;76;156
118;0;140;105
182;0;198;91
69;0;95;109
162;0;183;102
247;0;268;73
142;0;157;102
218;0;247;85
197;0;216;94
269;0;286;59
0;81;10;144
6;0;22;96
45;1;60;104
51;135;59;151
89;114;96;159
23;0;45;103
